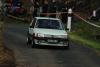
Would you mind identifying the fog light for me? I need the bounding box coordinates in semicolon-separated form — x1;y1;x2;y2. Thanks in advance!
60;42;64;44
38;40;45;43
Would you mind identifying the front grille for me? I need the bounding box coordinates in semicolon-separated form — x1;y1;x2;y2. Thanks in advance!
47;39;58;43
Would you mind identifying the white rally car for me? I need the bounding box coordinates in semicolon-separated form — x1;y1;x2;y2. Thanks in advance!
27;17;69;48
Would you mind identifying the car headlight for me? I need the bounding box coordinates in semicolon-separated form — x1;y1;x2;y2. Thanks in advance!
37;33;44;37
59;35;68;38
54;34;68;39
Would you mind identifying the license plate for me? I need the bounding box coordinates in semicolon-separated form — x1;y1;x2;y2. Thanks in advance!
48;40;57;43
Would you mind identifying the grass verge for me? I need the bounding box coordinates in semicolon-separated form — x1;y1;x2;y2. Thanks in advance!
69;33;100;50
0;21;15;67
69;20;100;54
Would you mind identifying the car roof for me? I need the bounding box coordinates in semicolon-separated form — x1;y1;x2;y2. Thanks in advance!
35;17;60;20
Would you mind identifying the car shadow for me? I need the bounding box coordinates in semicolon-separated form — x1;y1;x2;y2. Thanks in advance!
35;45;70;50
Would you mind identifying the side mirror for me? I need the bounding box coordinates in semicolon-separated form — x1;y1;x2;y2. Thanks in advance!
30;26;33;28
64;24;69;31
66;28;69;31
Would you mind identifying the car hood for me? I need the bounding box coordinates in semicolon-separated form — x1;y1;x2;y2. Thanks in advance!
34;28;67;36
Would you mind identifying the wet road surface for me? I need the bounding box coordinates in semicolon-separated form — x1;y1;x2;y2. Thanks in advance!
3;23;100;67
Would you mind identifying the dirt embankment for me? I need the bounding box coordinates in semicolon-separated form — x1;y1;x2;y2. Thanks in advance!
0;22;15;67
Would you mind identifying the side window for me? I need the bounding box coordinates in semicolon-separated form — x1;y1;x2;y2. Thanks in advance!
30;18;36;28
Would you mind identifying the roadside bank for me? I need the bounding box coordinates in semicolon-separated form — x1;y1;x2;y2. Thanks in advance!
0;21;15;67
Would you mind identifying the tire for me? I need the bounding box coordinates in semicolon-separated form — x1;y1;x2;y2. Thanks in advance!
66;43;70;49
27;37;36;48
31;40;37;48
27;37;32;47
63;41;70;49
66;41;70;49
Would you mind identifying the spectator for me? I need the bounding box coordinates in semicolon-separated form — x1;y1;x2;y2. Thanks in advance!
30;6;35;18
48;0;57;18
96;8;100;20
12;6;16;15
89;9;100;21
61;1;68;24
3;4;8;16
41;0;48;17
33;0;39;17
56;0;64;12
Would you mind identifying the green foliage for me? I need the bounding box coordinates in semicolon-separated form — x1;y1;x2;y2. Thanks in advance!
69;33;100;50
71;20;100;43
80;0;100;9
70;20;100;50
74;0;100;13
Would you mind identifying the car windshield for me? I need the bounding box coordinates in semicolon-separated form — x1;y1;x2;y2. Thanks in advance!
36;19;64;30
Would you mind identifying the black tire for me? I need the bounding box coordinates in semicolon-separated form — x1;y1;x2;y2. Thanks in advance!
66;41;70;49
31;40;37;48
27;37;32;47
66;44;70;49
63;41;70;49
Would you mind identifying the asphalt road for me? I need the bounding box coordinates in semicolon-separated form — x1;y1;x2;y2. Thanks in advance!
3;22;100;67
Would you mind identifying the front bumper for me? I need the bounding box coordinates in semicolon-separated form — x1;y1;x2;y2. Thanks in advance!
33;37;69;46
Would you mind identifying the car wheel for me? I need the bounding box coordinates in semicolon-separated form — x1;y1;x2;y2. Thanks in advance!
66;44;70;49
66;41;70;49
31;40;36;48
63;41;70;49
27;37;32;47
